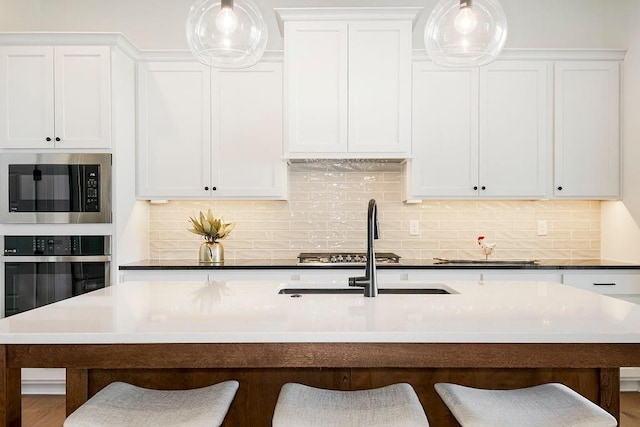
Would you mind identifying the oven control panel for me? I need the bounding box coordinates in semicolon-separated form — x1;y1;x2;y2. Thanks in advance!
4;235;107;256
83;165;100;212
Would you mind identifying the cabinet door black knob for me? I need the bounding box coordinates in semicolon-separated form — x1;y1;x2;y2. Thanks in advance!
212;186;217;191
204;186;209;191
55;137;61;142
45;137;51;142
557;186;563;191
473;186;478;191
481;186;486;191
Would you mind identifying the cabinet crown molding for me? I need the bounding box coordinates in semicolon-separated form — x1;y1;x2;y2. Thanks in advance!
136;49;283;62
0;32;139;59
274;7;423;36
136;49;627;63
413;48;627;62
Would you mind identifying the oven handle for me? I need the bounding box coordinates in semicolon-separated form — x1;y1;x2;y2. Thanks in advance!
2;255;111;262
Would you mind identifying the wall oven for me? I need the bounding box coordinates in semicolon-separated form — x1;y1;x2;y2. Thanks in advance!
0;153;111;223
3;235;110;317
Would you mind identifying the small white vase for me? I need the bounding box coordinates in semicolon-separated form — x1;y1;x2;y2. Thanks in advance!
199;241;224;263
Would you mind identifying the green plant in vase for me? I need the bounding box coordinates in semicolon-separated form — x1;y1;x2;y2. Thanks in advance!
188;209;235;263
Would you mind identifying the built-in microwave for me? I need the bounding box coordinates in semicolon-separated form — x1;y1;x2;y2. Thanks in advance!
0;153;111;223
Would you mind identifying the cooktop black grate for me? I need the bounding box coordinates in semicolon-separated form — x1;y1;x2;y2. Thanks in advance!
297;252;400;264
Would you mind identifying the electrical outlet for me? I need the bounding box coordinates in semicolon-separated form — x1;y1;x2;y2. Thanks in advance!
409;220;420;236
537;220;548;236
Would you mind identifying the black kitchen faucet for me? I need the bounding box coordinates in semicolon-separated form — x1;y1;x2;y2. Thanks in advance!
348;199;379;297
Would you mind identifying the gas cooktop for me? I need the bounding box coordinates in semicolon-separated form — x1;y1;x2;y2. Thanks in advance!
297;252;400;265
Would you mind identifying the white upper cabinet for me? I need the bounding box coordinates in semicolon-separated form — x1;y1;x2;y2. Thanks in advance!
479;61;550;198
284;21;348;154
137;61;286;200
137;61;211;198
408;61;550;199
280;8;417;159
211;63;286;199
347;21;411;154
409;63;479;198
0;45;111;149
554;61;620;199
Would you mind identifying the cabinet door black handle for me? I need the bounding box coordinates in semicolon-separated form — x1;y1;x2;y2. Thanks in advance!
593;283;616;286
55;137;61;142
473;186;478;191
45;137;52;142
212;186;217;191
557;186;563;191
204;186;209;191
481;186;486;191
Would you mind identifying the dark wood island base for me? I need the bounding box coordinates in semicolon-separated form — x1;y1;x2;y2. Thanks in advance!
2;342;639;426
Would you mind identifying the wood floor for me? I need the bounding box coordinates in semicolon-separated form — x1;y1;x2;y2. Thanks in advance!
623;393;640;427
21;392;640;426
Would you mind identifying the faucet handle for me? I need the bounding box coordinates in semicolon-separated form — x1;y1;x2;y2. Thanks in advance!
348;276;368;287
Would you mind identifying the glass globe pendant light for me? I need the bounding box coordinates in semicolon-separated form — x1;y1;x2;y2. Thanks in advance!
425;0;507;67
186;0;268;69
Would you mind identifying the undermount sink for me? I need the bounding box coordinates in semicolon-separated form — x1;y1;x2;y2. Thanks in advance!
277;282;455;295
278;288;451;295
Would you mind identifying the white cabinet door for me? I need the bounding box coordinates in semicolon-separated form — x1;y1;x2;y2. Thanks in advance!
562;271;640;297
137;61;211;198
0;46;110;149
119;270;210;283
410;64;479;198
348;21;411;155
137;61;285;200
408;61;549;200
0;46;54;148
285;21;348;154
554;61;620;199
53;46;111;149
482;271;561;283
480;61;550;198
285;20;411;158
211;63;286;199
404;270;482;282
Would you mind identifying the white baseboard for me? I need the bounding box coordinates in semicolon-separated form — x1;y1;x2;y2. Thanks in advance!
22;381;65;395
621;368;640;392
20;372;640;395
21;368;65;395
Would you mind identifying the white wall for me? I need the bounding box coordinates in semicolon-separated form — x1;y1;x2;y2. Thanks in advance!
621;2;640;220
602;202;640;262
0;0;633;50
601;1;640;263
0;0;42;30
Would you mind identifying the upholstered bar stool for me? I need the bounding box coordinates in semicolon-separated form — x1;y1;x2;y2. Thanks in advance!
64;380;239;427
434;382;617;427
272;382;430;426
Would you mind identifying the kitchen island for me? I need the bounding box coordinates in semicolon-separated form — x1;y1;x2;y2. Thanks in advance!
1;279;640;426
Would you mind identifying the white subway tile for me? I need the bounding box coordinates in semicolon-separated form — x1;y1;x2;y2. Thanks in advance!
148;168;601;261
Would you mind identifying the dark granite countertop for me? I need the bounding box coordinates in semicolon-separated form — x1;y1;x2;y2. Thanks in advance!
119;259;640;270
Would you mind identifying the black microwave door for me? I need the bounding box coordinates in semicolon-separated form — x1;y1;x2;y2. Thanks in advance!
8;164;82;212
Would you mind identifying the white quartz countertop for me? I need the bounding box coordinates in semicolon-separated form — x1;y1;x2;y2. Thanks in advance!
1;279;640;344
